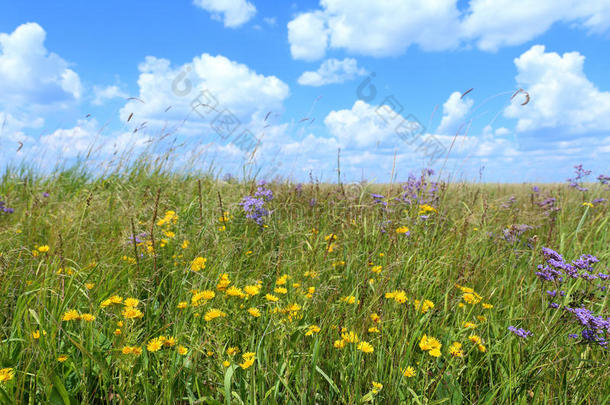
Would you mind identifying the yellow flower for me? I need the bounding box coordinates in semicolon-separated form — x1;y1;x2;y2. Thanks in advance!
100;295;123;307
0;368;15;382
385;290;408;304
276;274;289;285
274;287;288;294
37;245;50;253
463;292;482;305
372;381;383;393
468;335;482;345
181;240;189;249
85;283;95;290
177;346;188;355
402;366;416;378
463;322;477;329
368;326;380;333
477;315;487;322
449;342;464;357
357;341;374;353
305;325;321;336
419;334;442;357
418;204;437;215
370;313;381;323
124;298;139;308
114;329;122;336
80;313;95;322
341;295;357;304
371;265;382;274
204;309;227;322
477;344;487;353
482;303;493;309
122;307;144;319
32;330;46;339
216;273;231;291
227;347;240;356
247;307;261;318
190;257;207;272
341;330;359;343
333;339;346;349
62;309;80;321
395;226;409;234
244;284;261;296
226;286;246;298
265;294;279;302
57;355;68;363
414;299;434;313
222;360;231;368
582;202;594;208
177;301;188;309
147;338;163;352
239;352;256;369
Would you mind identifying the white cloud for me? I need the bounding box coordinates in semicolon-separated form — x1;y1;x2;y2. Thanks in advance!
0;22;82;109
92;85;128;105
297;58;366;86
288;11;329;61
120;53;290;147
436;91;474;135
287;0;610;59
504;45;610;134
193;0;256;28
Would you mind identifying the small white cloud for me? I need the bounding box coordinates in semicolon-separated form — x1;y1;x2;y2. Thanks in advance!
92;85;128;106
193;0;256;28
297;58;366;87
436;91;474;135
287;11;329;61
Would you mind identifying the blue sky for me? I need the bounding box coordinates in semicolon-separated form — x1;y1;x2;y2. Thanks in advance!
1;0;609;182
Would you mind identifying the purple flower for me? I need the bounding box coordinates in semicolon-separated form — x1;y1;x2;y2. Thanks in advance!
532;186;540;193
567;164;591;191
508;326;533;338
42;192;50;198
0;200;14;214
241;182;273;226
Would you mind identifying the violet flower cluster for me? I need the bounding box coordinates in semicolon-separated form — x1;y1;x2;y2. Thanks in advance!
508;326;533;339
0;199;14;214
567;164;591;192
397;169;438;206
534;247;609;348
240;181;273;226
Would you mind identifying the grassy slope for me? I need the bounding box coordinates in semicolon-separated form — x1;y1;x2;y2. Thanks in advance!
0;164;608;404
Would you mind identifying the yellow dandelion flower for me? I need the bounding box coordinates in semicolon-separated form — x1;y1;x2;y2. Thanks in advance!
57;355;68;363
124;298;139;308
357;341;374;353
222;360;231;367
177;301;188;309
80;313;95;322
247;307;261;317
265;294;279;302
305;325;321;336
204;309;227;322
395;226;409;234
122;307;144;319
147;338;163;352
333;339;346;349
85;283;95;290
402;366;416;378
190;257;207;272
177;346;188;355
62;309;80;321
372;381;383;393
0;368;15;382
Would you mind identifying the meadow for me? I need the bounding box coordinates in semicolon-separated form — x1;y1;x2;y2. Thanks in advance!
0;160;608;404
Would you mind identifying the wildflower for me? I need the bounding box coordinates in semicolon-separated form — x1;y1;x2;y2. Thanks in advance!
370;313;381;323
181;240;189;249
357;341;374;353
385;290;408;304
216;273;231;291
226;286;246;298
368;326;380;333
114;329;122;336
371;265;382;274
482;303;493;309
395;226;409;234
80;313;95;322
32;330;41;339
122;307;144;319
177;346;188;355
305;325;321;336
341;331;359;343
265;294;279;302
177;301;188;309
372;381;383;394
463;322;477;329
0;368;15;382
477;315;487;322
122;346;142;356
341;295;357;304
402;366;416;378
191;290;215;306
85;283;95;290
468;335;482;345
449;342;464;357
305;286;315;299
57;355;68;362
191;257;207;272
248;307;261;317
38;245;50;253
419;335;442;357
244;284;261;296
147;338;163;352
274;287;288;294
223;360;231;367
418;204;437;215
333;339;346;349
508;326;533;338
414;299;434;313
477;344;487;352
582;202;594;208
62;309;80;321
240;352;256;369
124;298;139;308
100;295;123;307
204;309;227;322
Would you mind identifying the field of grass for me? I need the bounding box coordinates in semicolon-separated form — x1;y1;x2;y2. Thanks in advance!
0;161;608;404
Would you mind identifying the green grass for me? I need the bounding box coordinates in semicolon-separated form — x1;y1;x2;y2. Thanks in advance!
0;161;608;404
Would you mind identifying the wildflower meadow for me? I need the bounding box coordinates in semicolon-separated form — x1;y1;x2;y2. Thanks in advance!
0;162;608;404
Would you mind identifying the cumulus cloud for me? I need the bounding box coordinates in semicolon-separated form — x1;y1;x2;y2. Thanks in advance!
504;45;610;135
297;58;366;86
193;0;256;27
436;92;475;135
0;22;82;109
287;0;610;59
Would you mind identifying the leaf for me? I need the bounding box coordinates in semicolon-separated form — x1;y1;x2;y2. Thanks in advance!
224;365;235;405
315;366;339;395
50;375;71;405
